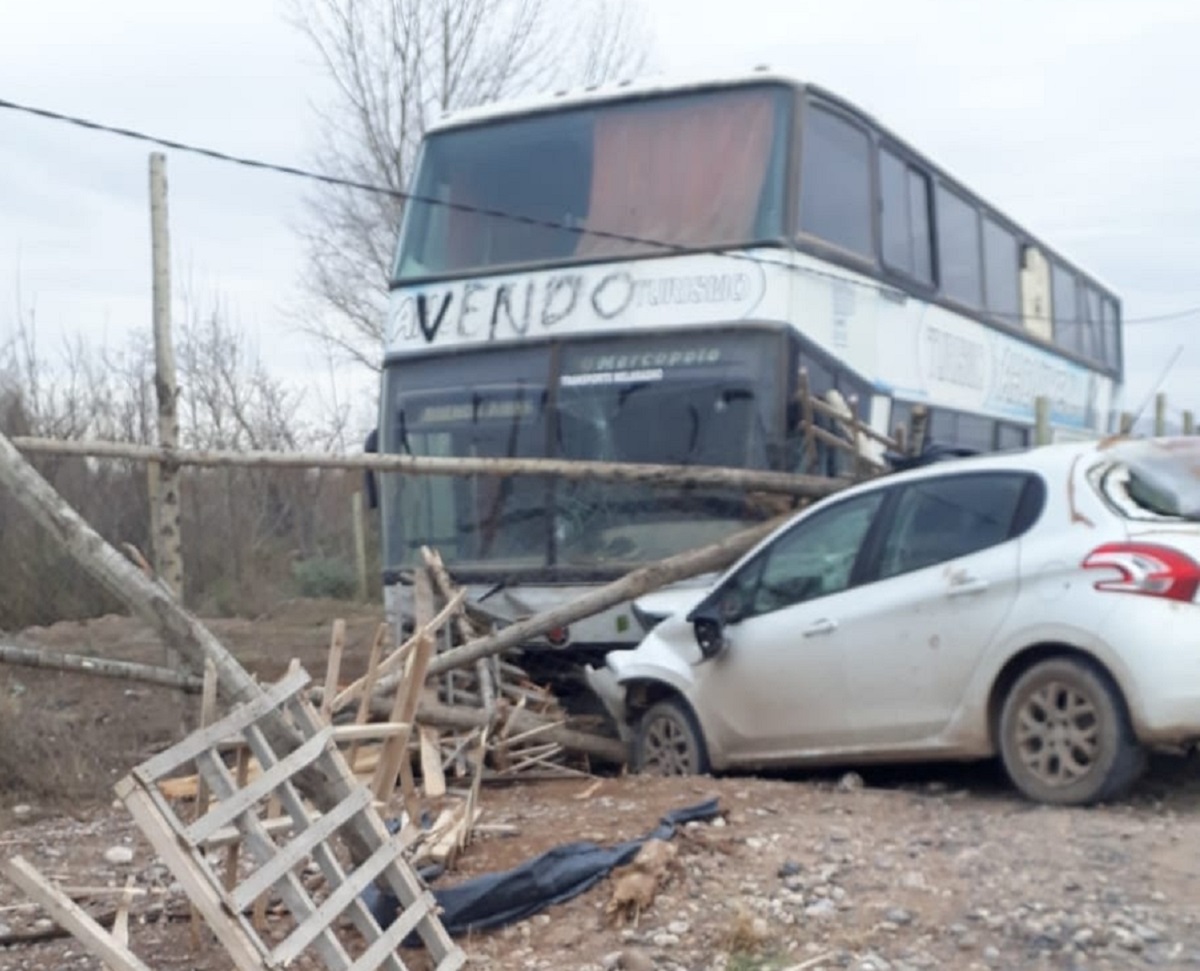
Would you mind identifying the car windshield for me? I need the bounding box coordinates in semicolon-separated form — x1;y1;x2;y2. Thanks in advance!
393;84;792;279
1100;439;1200;521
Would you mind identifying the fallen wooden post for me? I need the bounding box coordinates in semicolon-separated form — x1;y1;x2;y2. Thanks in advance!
422;547;496;714
0;642;203;693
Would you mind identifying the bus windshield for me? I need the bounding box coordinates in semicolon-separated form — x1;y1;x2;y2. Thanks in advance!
381;330;783;575
394;84;792;281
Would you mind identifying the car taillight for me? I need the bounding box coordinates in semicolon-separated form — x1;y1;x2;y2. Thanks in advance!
1082;542;1200;602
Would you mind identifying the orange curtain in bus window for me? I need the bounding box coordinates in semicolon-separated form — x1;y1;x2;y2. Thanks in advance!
577;89;776;258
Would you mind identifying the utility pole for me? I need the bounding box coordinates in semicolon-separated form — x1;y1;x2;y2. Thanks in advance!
150;153;184;614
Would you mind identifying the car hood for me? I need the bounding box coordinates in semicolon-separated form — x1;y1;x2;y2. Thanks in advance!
634;575;717;621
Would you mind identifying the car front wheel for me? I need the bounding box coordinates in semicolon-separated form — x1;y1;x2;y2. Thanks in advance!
998;657;1146;805
633;697;710;776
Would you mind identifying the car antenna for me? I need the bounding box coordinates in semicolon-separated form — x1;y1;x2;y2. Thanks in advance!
1128;343;1185;432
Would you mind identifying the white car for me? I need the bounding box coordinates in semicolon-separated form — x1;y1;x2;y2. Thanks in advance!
587;437;1200;805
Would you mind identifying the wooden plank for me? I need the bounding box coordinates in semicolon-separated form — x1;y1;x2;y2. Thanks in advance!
798;419;858;456
422;804;467;866
223;748;251;891
419;726;446;799
116;778;266;971
184;726;334;846
331;637;414;714
335;722;411;743
798;368;817;473
239;720;409;971
286;695;463;967
499;719;566;748
192;658;219;945
320;619;347;721
574;779;603;800
463;727;488;847
252;793;281;933
2;857;154;971
346;891;436;971
347;623;388;770
371;621;433;803
231;785;371;912
109;875;137;970
434;952;468;971
194;658;219;820
134;668;311;783
192;737;353;971
339;588;466;707
206;808;294;850
269;827;410;966
422;547;497;721
153;724;404;802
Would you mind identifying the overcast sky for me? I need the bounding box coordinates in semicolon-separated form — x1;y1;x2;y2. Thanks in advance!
2;0;1198;432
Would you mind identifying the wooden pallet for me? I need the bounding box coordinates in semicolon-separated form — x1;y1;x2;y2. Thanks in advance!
114;666;465;971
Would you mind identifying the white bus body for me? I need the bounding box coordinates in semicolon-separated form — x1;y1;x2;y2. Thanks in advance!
375;72;1122;661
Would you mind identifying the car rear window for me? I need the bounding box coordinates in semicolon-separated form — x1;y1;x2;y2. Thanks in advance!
1099;439;1200;521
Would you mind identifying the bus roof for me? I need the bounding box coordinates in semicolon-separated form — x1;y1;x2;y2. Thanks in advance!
425;67;801;132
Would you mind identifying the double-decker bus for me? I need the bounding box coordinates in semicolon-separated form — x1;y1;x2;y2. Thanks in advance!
376;70;1123;657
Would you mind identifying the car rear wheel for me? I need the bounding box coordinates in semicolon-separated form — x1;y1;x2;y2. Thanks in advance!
633;698;710;776
998;658;1146;805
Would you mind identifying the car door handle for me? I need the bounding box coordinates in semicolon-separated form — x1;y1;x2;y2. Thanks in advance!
948;576;990;597
802;618;838;637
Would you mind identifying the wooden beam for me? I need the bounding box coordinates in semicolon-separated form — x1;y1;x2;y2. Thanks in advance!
346;623;388;772
2;857;153;971
10;436;847;499
320;619;347;721
0;642;202;692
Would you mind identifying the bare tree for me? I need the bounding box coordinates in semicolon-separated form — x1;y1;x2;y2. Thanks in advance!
289;0;654;369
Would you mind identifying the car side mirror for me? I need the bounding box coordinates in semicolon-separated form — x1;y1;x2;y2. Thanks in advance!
688;606;728;660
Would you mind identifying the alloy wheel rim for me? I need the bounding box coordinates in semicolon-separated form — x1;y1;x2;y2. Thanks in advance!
1013;680;1101;787
642;714;694;775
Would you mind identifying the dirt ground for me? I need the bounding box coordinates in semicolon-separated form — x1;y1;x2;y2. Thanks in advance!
3;602;1200;971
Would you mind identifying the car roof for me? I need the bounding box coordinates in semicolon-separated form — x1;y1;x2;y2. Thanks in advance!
832;439;1104;502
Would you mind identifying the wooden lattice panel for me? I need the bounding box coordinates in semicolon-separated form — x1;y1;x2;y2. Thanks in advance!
114;667;464;971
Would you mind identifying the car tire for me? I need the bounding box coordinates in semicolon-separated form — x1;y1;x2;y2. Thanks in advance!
998;657;1146;806
633;697;710;777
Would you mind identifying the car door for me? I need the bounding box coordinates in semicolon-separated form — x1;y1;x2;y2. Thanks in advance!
837;471;1041;743
692;489;888;762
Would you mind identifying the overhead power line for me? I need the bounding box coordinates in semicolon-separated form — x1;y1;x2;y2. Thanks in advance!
1;95;1197;328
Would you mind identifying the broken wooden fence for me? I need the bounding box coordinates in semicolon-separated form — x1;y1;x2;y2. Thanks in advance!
120;665;464;971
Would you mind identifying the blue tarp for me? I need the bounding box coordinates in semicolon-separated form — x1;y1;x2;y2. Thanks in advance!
365;797;721;941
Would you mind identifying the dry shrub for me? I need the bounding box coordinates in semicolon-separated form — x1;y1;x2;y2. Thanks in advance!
719;903;778;964
0;665;189;807
0;683;98;805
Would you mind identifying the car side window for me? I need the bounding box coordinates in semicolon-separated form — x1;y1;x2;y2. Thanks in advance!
878;473;1028;579
737;491;885;618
